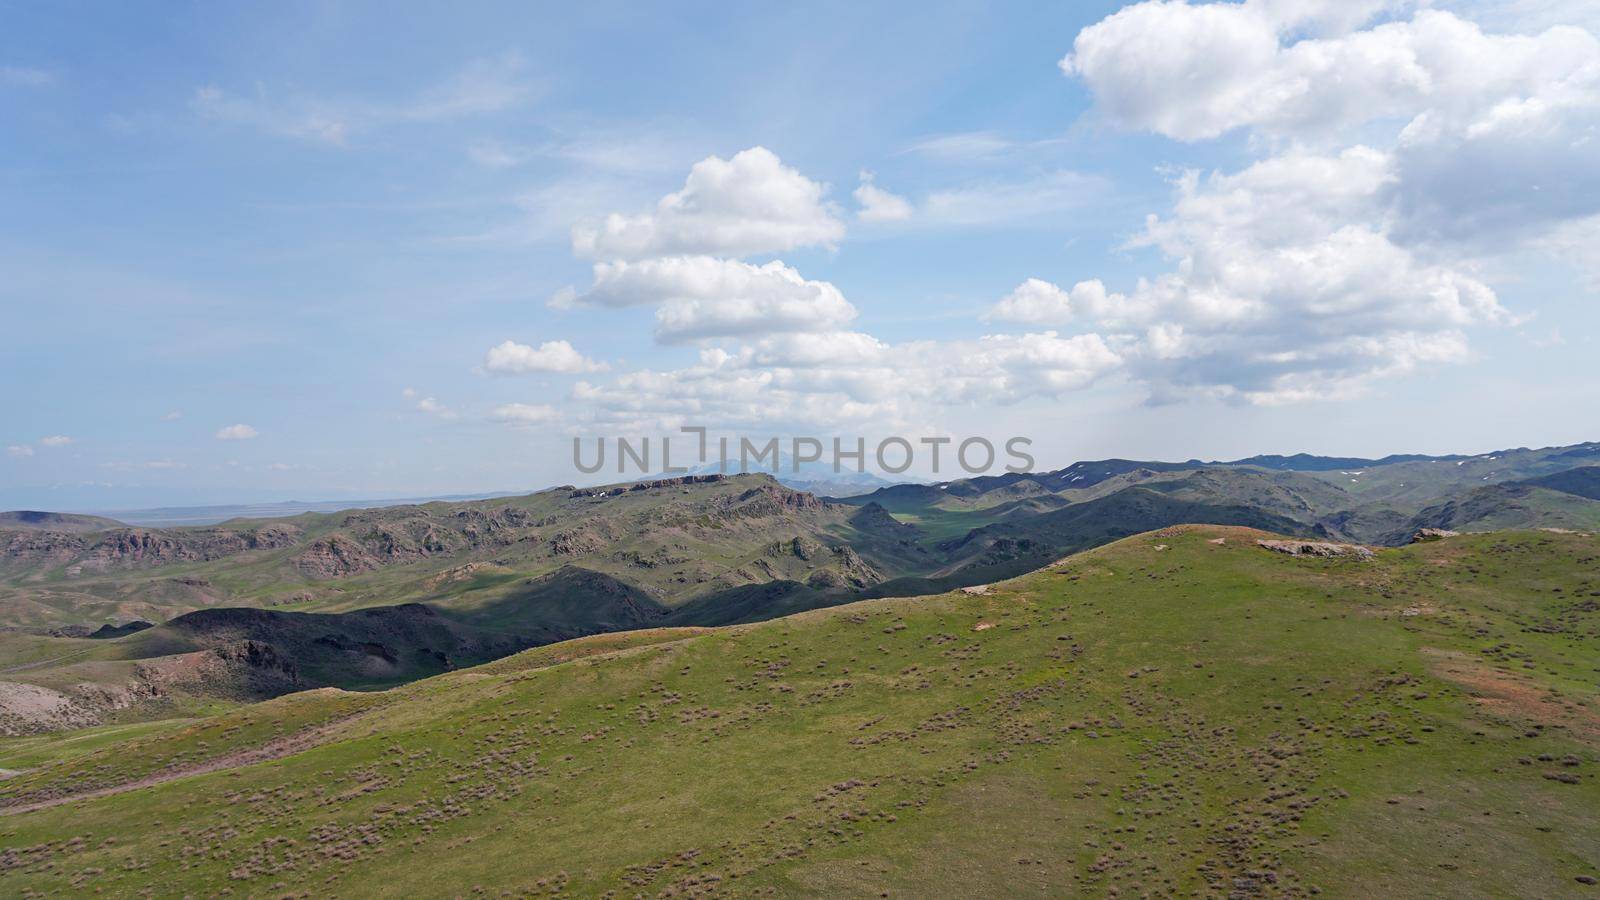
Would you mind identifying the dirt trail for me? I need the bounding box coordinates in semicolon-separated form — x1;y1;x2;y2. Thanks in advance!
1;646;97;674
0;708;371;817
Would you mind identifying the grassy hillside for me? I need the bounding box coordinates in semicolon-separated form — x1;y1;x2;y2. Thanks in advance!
2;527;1596;896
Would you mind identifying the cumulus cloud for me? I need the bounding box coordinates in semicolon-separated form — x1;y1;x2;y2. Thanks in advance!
6;445;33;458
986;147;1507;403
1066;4;1600;142
1065;4;1600;247
564;328;1125;432
985;278;1128;325
579;256;858;342
215;424;258;440
1038;2;1600;401
483;339;607;375
38;435;73;447
571;147;844;260
853;171;913;222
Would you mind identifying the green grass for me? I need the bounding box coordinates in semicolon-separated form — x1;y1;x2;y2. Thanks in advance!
1;527;1597;896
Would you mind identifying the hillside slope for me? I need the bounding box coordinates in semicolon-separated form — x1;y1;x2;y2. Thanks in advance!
2;527;1596;896
0;475;925;632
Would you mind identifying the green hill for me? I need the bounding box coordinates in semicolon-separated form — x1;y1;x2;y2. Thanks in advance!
2;527;1596;896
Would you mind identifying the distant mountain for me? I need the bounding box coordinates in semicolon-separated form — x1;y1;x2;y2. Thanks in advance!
649;451;900;498
85;491;528;527
844;440;1600;546
4;442;1596;734
0;510;127;532
1515;465;1600;500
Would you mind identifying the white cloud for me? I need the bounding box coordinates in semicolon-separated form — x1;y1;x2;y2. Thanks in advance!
853;171;913;222
580;256;858;342
1066;5;1600;143
483;339;607;374
215;424;258;440
492;402;560;425
547;285;579;310
990;148;1508;404
402;388;456;418
750;331;890;368
1045;3;1600;401
564;328;1125;432
162;410;183;422
986;278;1102;325
6;445;33;458
38;435;72;447
1065;4;1600;248
901;131;1018;161
571;147;844;260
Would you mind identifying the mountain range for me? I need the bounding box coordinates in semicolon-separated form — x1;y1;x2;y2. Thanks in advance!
2;441;1597;736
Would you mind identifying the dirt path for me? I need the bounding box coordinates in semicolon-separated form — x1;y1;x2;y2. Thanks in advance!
1;646;97;674
0;709;371;817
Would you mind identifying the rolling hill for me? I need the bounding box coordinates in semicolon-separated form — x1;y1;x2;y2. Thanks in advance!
1;527;1596;896
5;445;1598;735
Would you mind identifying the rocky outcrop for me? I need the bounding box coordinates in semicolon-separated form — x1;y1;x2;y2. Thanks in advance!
548;527;605;556
291;534;379;578
570;475;728;499
1410;528;1460;543
729;483;824;517
2;523;300;571
1256;539;1375;560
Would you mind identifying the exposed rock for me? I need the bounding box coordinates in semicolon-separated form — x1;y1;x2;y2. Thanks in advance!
1256;539;1375;560
423;561;508;590
829;545;881;588
1410;528;1460;543
4;523;300;570
730;483;824;516
569;474;727;498
291;534;379;578
549;527;605;556
0;681;102;735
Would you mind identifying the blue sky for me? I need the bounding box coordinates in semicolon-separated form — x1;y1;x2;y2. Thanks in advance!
3;0;1598;509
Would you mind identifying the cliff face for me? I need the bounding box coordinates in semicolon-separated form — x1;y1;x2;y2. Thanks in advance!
2;524;301;571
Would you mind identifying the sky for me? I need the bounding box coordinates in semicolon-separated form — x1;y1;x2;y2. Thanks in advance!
2;0;1598;509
